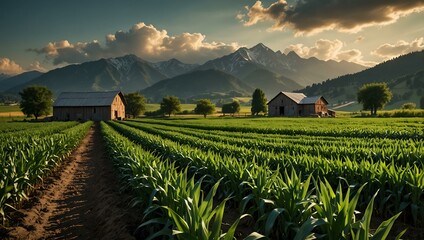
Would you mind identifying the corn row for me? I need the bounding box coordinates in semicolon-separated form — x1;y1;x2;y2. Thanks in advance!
0;121;92;225
134;118;423;140
106;121;405;239
125;121;423;167
101;122;262;239
111;120;424;225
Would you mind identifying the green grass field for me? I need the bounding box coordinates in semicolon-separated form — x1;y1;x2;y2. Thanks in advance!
0;105;20;113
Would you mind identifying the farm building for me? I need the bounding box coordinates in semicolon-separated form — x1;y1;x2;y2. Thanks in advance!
53;91;126;121
268;92;334;117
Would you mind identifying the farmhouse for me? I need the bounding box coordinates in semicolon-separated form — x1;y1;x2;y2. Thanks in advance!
53;91;126;121
268;92;334;117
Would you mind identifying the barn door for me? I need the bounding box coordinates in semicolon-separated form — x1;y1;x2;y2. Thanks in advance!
279;106;284;116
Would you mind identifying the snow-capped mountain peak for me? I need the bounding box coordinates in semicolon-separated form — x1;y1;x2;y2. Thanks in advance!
107;54;138;75
195;43;366;86
150;58;199;78
250;43;274;53
233;47;254;62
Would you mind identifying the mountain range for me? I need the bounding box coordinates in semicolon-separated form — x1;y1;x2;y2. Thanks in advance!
1;43;370;103
196;43;366;86
7;55;168;95
151;58;199;78
0;71;43;92
301;50;424;109
0;73;11;82
141;69;254;102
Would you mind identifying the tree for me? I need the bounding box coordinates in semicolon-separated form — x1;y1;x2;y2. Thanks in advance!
19;85;53;120
357;83;392;115
125;92;146;118
251;88;267;115
222;100;240;116
401;102;416;110
160;96;181;117
194;99;215;118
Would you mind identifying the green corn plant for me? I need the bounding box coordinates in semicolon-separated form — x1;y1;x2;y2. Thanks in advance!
406;165;424;225
309;180;366;240
163;177;264;240
294;180;405;240
239;166;279;219
261;169;314;239
350;191;406;240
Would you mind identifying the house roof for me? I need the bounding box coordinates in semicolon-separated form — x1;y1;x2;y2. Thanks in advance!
267;91;328;105
54;91;126;107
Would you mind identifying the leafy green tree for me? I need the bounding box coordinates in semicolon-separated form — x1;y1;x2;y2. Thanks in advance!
160;96;181;117
125;92;146;118
251;88;267;115
19;85;53;120
194;99;215;118
357;83;392;115
401;102;416;110
222;100;240;116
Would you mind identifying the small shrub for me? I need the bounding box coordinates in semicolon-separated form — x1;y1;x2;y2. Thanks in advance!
401;102;416;110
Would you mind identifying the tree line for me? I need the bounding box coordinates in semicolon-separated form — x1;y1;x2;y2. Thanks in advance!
139;88;269;118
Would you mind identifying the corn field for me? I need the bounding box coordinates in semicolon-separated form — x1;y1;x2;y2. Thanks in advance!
1;117;422;239
0;121;92;225
102;117;423;239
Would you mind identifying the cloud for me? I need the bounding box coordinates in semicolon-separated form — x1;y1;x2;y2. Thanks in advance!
284;39;343;60
241;0;424;34
284;39;376;66
0;58;24;75
30;22;241;65
28;61;47;72
372;37;424;59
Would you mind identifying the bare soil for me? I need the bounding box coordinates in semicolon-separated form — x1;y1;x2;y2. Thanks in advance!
4;123;137;240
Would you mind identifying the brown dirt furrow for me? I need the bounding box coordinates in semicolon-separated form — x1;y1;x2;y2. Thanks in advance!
6;123;136;240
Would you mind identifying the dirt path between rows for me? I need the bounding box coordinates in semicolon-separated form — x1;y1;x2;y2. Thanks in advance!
5;123;136;240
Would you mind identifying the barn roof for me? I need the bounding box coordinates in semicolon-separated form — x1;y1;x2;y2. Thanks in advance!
267;91;306;105
267;91;328;105
54;91;126;107
282;92;307;104
299;96;328;105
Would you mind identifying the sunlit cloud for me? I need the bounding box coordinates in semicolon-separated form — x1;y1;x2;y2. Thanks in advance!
0;58;24;75
28;61;47;72
284;39;376;66
29;22;241;65
241;0;424;35
372;37;424;60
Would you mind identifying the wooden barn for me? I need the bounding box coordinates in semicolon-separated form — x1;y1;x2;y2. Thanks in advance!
268;92;334;117
53;91;126;121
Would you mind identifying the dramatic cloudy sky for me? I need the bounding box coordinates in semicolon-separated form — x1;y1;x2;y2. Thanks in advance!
0;0;423;75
